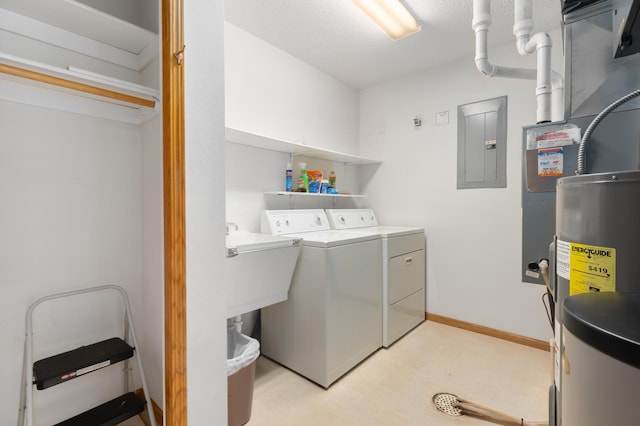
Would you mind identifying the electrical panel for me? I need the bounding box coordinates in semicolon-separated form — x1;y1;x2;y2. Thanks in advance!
457;96;507;189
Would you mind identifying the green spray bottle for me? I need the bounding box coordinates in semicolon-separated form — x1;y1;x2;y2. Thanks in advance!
297;162;309;191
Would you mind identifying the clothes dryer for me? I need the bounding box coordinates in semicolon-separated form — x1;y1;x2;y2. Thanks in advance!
260;209;382;388
326;209;425;347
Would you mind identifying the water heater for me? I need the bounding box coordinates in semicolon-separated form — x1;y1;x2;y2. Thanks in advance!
552;169;640;425
555;170;640;299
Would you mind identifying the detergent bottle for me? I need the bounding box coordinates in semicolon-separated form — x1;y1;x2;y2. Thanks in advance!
329;170;336;188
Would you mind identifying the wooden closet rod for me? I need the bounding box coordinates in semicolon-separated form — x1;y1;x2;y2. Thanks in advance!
0;63;156;109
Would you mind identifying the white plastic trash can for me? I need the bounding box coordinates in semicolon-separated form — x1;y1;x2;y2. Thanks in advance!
227;327;260;426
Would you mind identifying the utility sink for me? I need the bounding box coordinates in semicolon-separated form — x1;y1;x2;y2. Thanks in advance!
225;231;302;318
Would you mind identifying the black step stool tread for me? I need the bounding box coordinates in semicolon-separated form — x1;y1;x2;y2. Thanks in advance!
54;391;145;426
33;337;134;390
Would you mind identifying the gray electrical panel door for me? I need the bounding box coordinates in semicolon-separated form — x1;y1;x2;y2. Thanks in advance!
457;96;507;189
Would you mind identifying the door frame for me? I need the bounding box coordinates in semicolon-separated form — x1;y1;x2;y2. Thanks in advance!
162;0;187;423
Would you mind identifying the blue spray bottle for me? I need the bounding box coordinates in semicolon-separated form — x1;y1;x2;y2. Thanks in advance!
285;162;293;192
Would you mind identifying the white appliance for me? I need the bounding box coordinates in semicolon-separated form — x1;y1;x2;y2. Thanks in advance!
260;209;382;388
326;209;425;347
551;170;640;425
560;292;640;426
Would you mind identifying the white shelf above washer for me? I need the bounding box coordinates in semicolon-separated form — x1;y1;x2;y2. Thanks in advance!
265;191;366;199
225;127;381;165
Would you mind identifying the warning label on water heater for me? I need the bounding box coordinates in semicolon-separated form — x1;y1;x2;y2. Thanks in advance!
564;242;617;295
556;240;571;280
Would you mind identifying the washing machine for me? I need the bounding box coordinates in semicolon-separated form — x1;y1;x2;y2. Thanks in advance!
260;209;382;388
326;209;425;348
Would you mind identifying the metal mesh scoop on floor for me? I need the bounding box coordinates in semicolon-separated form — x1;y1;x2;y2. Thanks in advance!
432;393;548;426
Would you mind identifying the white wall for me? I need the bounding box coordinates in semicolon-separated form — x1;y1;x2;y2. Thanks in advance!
185;0;228;424
224;24;363;232
75;0;158;33
225;22;360;155
139;4;163;410
0;101;145;424
359;30;564;341
141;114;164;410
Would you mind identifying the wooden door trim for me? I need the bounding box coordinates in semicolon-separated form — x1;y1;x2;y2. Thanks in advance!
162;0;187;423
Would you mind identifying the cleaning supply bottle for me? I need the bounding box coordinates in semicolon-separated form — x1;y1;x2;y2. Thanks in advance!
298;162;309;191
320;179;329;194
296;174;305;191
329;170;336;188
285;162;293;192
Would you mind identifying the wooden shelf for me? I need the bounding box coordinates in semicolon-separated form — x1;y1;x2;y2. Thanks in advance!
226;127;381;165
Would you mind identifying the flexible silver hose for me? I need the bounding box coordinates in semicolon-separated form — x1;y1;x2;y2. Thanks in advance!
576;89;640;175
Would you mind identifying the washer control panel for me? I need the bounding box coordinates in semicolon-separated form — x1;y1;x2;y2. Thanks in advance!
262;209;330;235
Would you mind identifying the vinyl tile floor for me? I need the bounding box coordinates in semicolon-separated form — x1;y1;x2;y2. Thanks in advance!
248;321;551;425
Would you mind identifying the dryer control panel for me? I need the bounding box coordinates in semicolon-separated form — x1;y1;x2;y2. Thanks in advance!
326;209;378;230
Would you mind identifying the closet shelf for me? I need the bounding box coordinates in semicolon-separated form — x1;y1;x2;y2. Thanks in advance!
226;127;381;165
0;1;158;72
0;52;159;124
0;53;158;108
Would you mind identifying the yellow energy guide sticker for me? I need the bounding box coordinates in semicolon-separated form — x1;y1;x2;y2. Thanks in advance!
569;243;616;295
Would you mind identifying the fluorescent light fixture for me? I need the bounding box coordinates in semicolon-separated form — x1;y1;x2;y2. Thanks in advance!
353;0;421;41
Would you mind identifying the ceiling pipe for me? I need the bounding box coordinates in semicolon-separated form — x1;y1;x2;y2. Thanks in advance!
513;0;564;123
472;0;564;123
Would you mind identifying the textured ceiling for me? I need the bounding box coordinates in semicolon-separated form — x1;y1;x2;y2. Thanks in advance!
224;0;563;89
